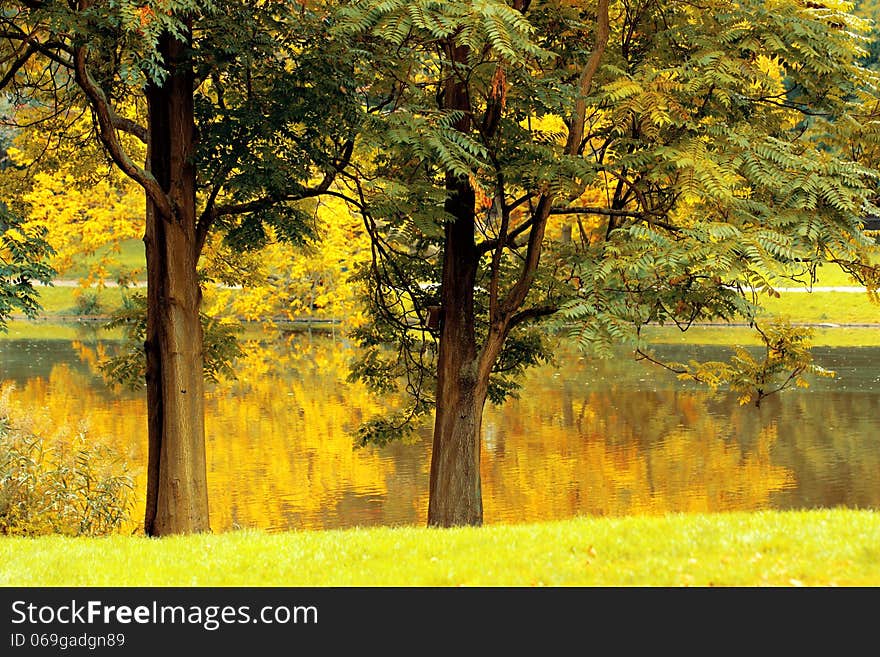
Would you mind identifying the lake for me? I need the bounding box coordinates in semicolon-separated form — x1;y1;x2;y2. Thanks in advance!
1;324;878;533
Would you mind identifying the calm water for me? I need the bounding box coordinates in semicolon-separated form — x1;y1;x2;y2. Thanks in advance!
1;327;879;532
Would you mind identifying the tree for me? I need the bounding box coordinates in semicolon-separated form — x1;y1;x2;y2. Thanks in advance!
341;0;880;526
1;0;361;535
202;195;371;330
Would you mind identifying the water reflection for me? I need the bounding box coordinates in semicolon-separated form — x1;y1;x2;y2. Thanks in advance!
1;329;878;533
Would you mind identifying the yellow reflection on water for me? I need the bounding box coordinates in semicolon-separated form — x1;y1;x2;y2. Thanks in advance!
481;386;794;523
3;335;799;533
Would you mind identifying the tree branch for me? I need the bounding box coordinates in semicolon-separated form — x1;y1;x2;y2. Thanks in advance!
564;0;610;155
73;45;172;218
488;176;508;324
509;304;558;328
549;206;643;217
498;194;553;315
112;115;147;143
476;211;535;254
0;43;36;91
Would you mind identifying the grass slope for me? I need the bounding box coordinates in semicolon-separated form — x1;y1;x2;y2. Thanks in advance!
2;510;878;587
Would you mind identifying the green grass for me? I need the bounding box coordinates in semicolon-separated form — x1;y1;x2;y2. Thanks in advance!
644;324;880;347
62;239;145;281
32;285;132;317
0;321;122;341
757;290;879;325
803;262;870;287
2;510;878;586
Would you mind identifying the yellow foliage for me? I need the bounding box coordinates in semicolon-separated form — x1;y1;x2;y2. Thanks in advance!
19;172;144;285
2;104;146;287
203;195;370;329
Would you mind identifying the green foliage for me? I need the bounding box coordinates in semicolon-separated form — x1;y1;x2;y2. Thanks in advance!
100;293;243;389
639;320;836;407
194;3;364;256
0;202;54;331
342;0;880;445
338;0;554;63
351;410;420;448
0;0;215;88
0;407;133;537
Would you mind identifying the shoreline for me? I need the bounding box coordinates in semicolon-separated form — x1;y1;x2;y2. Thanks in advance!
9;315;879;328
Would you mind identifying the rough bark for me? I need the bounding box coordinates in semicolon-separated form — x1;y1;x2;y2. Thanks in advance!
427;43;485;527
428;174;485;526
142;29;210;536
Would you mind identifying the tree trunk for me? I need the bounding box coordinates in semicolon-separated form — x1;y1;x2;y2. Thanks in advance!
427;42;485;527
428;204;486;527
142;29;210;536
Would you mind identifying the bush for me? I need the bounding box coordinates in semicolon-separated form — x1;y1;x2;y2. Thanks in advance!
0;405;134;537
73;291;103;316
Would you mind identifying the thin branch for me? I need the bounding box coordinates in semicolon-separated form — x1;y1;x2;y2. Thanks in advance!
1;27;75;68
498;194;553;316
564;0;610;154
549;206;643;217
506;192;535;213
634;347;690;375
488;176;508;324
509;304;558;328
0;43;36;90
476;211;536;254
551;205;681;232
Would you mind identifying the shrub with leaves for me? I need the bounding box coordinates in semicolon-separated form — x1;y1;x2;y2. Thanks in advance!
0;399;134;537
0;202;55;331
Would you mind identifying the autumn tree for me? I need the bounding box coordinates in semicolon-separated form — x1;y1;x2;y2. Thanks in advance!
341;0;880;526
203;195;371;329
1;0;361;535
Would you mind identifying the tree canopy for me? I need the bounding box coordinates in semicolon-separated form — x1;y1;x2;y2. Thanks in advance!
335;0;880;524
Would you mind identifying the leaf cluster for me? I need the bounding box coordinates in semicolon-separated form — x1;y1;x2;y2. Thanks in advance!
0;201;54;331
100;292;243;390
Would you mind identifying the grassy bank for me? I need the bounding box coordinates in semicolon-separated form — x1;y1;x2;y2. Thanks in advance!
23;266;879;332
31;285;131;317
758;289;879;326
2;510;878;586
